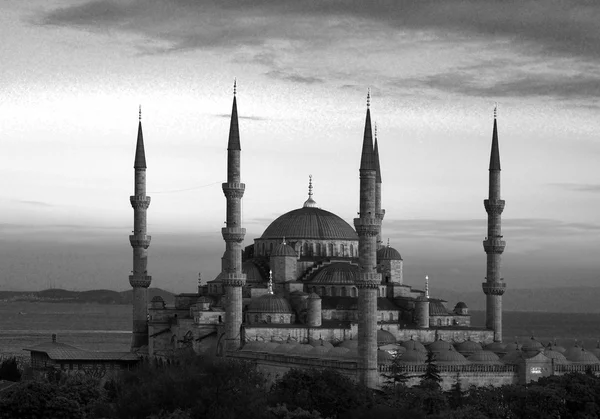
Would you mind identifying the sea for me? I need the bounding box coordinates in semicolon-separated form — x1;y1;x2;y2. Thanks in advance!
1;302;600;359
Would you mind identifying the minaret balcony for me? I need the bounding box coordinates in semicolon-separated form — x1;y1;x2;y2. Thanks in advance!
483;238;506;254
482;281;506;296
222;227;246;242
353;218;381;237
129;235;151;249
130;195;151;209
129;274;152;288
484;199;505;215
222;183;246;199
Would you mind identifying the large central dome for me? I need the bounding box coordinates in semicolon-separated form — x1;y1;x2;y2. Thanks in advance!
261;207;358;241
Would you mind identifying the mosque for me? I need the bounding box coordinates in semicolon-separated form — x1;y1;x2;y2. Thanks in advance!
126;87;600;389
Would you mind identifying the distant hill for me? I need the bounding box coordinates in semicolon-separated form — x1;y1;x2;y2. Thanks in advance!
436;286;600;313
0;288;174;305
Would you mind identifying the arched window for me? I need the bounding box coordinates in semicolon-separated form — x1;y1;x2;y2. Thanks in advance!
352;287;357;297
262;243;265;255
280;315;284;323
340;244;345;257
330;287;336;297
320;286;326;296
269;243;274;255
328;243;334;256
254;315;259;323
341;287;347;297
377;288;381;297
389;313;394;321
312;286;316;294
267;315;272;323
437;319;442;326
315;243;321;256
304;242;310;257
350;244;354;257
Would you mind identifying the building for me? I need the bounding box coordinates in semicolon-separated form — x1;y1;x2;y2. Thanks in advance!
131;86;513;389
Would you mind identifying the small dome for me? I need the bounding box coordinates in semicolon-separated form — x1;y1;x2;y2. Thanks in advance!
543;349;569;364
566;348;600;364
434;348;469;365
307;292;321;300
307;345;330;357
243;261;265;283
522;336;544;354
377;246;402;261
550;342;566;354
308;339;334;349
454;302;468;309
344;348;359;359
263;342;281;352
377;350;394;365
428;339;454;353
502;350;525;364
455;339;483;354
326;347;350;358
197;296;212;304
399;348;427;364
151;296;164;302
310;263;358;285
400;338;427;353
271;242;297;258
484;341;507;354
468;350;502;364
377;329;397;346
247;294;292;313
289;344;314;355
273;343;295;354
338;339;358;349
504;341;522;352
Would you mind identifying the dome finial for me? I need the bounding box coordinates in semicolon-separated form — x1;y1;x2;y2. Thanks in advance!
233;78;237;96
268;270;273;294
303;175;318;208
386;238;390;248
282;236;286;245
425;275;429;298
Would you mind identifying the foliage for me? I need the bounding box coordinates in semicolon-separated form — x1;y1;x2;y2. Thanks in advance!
269;368;373;419
0;357;22;382
447;372;465;409
268;404;327;419
381;350;411;388
420;351;442;389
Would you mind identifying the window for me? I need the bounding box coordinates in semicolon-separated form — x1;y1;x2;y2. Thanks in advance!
352;287;357;297
341;287;347;297
280;316;284;323
254;315;259;323
350;244;354;257
330;287;335;297
437;319;442;326
266;315;272;323
320;287;326;296
389;313;394;321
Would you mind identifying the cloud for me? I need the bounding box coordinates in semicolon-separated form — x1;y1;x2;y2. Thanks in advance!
550;183;600;193
15;200;54;207
214;114;266;121
265;70;324;85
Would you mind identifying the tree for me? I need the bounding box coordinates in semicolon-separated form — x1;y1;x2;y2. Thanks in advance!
447;372;465;409
0;357;22;382
420;351;441;389
382;350;411;389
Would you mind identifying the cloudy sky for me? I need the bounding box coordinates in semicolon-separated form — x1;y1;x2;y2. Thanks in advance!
1;0;599;295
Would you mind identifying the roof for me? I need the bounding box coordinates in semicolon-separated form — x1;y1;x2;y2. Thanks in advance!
377;329;396;345
310;263;358;285
134;121;147;169
228;95;240;151
260;206;358;241
454;339;482;354
428;339;454;353
243;260;266;283
271;242;297;257
454;302;468;309
489;117;500;171
24;341;139;362
429;300;450;316
468;350;501;364
434;348;469;365
320;297;399;311
377;246;402;261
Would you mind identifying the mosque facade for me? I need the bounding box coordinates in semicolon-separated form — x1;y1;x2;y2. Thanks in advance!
127;88;600;389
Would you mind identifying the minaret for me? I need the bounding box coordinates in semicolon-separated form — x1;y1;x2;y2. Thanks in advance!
129;106;152;350
353;91;381;388
482;106;506;342
373;123;385;249
222;80;246;351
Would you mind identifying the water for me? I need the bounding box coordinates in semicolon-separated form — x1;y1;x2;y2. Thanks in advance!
1;303;599;358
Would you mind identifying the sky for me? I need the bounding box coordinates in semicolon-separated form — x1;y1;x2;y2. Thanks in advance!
1;0;600;295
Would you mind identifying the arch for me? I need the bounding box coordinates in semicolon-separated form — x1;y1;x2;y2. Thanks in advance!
389;313;394;321
350;243;354;257
254;315;259;323
330;287;336;297
437;319;442;326
328;243;334;256
340;244;345;257
267;315;272;323
269;243;274;255
351;287;357;297
315;242;321;256
280;315;284;323
320;286;326;296
303;242;310;257
341;287;347;297
311;286;316;294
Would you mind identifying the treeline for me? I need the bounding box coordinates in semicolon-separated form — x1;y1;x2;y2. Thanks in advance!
0;288;173;305
2;355;600;418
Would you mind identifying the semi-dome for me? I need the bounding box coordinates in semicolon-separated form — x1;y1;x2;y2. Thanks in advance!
272;242;297;257
377;329;397;346
247;294;292;313
566;348;600;364
468;350;501;364
522;336;544;354
310;263;358;284
260;207;358;241
377;246;402;261
243;261;265;283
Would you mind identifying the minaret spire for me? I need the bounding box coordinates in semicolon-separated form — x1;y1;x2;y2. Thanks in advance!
303;175;317;208
482;105;506;342
354;93;381;388
129;106;152;350
222;83;246;351
373;122;385;248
